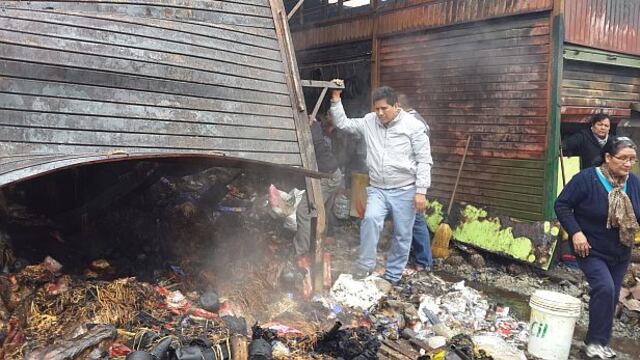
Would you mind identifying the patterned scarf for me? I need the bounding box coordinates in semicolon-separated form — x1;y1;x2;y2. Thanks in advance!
599;164;639;247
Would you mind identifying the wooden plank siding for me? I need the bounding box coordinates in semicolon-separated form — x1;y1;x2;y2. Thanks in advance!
0;1;306;186
561;60;640;123
379;13;551;220
291;0;552;50
565;0;640;57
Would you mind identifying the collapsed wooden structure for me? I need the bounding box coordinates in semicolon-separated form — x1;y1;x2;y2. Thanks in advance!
0;0;338;285
0;0;325;184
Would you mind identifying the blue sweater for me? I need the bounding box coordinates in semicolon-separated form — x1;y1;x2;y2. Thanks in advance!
554;167;639;262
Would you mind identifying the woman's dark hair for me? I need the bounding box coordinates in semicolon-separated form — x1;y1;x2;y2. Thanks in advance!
591;113;610;126
372;86;398;106
600;136;637;163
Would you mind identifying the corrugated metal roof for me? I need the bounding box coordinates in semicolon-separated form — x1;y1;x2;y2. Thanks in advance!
565;0;640;56
0;0;311;187
291;0;553;49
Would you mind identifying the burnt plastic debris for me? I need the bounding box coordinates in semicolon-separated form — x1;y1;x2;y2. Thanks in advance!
200;290;220;312
251;323;277;342
151;338;173;359
248;338;272;360
126;351;155;360
222;315;248;336
447;334;476;360
314;322;379;360
125;337;172;360
249;324;276;360
174;338;223;360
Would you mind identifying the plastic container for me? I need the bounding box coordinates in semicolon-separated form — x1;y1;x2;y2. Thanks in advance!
527;290;582;360
323;252;332;289
350;173;369;218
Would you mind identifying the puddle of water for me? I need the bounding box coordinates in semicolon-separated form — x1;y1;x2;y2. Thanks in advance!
435;271;640;358
436;271;531;319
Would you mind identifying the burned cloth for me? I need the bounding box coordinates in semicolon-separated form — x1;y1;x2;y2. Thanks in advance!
314;327;379;360
599;164;639;247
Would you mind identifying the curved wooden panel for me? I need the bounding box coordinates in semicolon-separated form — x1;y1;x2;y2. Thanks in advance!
0;1;305;186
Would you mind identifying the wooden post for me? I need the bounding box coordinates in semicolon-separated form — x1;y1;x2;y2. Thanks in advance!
370;0;381;99
231;336;248;360
542;0;565;220
269;0;327;295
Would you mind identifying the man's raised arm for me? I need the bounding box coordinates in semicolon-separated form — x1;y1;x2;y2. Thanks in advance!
328;86;365;136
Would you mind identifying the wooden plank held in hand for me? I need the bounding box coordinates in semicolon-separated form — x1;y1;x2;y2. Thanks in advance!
269;0;325;296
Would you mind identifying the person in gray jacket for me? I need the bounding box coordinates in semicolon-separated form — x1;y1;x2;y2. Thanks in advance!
329;85;433;285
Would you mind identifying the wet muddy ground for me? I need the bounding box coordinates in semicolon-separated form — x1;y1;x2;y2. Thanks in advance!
441;273;640;359
330;223;640;360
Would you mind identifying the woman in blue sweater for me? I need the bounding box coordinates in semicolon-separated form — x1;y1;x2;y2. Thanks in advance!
555;136;639;358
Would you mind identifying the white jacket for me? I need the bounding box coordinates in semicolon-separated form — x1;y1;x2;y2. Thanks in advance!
329;100;432;194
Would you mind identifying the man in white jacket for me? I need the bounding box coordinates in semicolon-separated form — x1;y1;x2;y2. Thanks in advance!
329;85;433;285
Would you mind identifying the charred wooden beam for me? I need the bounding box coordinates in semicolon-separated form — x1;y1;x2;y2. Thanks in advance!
287;0;305;21
301;80;345;89
269;0;326;295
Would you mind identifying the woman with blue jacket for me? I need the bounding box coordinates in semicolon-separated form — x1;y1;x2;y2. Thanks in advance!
555;136;639;359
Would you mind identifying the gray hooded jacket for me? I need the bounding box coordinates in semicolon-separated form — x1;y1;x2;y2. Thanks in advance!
329;100;432;194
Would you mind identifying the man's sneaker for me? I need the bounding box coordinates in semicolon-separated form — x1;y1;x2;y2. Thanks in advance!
415;265;431;273
585;344;610;359
352;269;370;280
603;346;616;358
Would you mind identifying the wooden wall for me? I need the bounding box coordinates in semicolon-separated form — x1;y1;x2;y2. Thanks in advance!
379;13;551;220
0;1;305;186
562;60;640;123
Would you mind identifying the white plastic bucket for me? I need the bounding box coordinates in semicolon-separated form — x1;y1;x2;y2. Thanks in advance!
527;290;582;360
